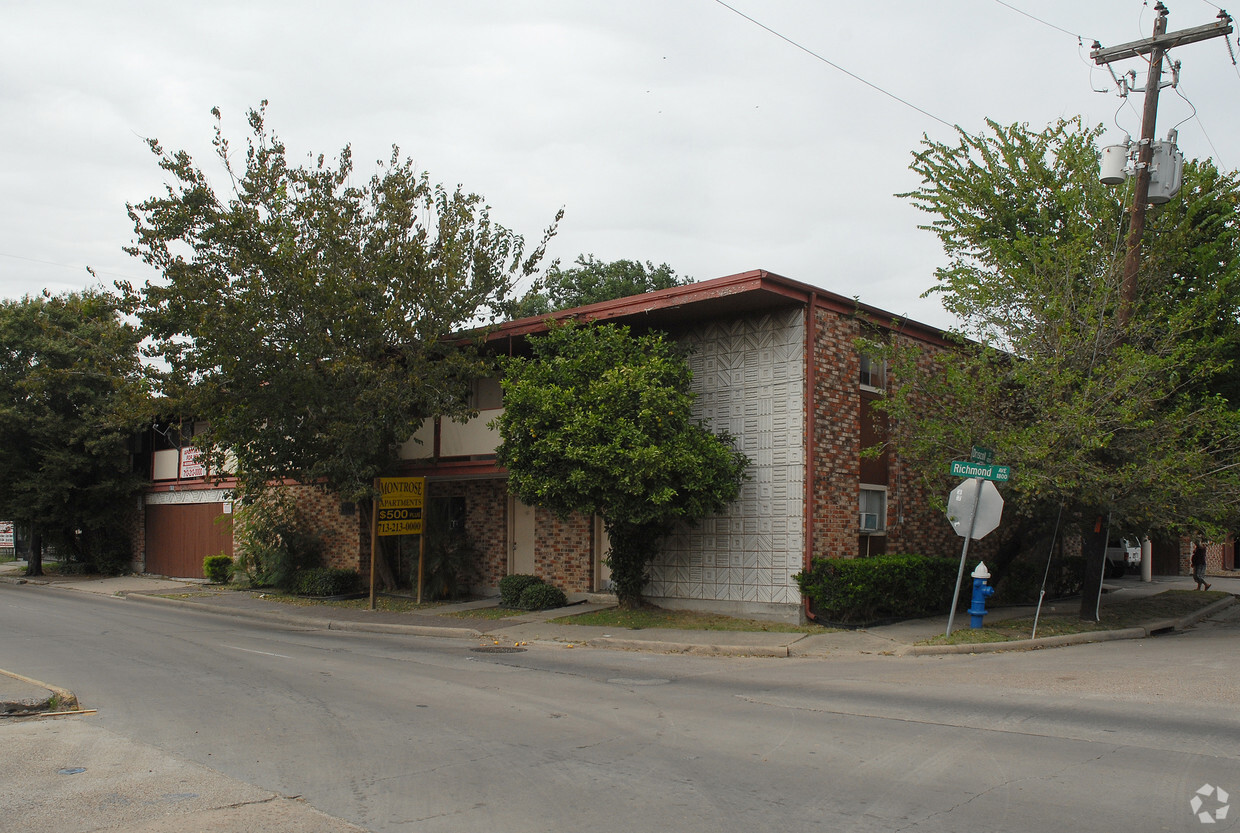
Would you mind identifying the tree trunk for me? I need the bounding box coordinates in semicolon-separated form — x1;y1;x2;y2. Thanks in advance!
361;500;398;593
1078;520;1108;620
375;537;398;592
605;521;664;609
26;530;43;577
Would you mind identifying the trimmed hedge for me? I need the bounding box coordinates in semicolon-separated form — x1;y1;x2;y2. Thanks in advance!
519;582;567;611
794;553;963;626
294;567;363;597
499;574;543;607
499;574;568;610
203;554;234;584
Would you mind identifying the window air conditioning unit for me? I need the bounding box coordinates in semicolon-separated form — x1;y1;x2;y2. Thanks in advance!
860;512;880;532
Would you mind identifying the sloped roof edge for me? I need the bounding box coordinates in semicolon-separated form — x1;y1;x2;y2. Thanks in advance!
487;269;953;347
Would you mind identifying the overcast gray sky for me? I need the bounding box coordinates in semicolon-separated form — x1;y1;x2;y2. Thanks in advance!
3;0;1238;330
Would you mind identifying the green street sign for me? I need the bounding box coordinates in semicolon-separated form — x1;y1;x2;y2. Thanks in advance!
950;460;1010;482
969;446;994;465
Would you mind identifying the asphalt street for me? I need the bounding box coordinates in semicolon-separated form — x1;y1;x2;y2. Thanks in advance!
2;580;1239;832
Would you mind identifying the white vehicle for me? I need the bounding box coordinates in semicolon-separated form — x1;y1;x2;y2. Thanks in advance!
1104;536;1142;578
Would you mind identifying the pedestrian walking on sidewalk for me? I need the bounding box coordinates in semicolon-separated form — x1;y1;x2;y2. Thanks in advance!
1192;542;1211;591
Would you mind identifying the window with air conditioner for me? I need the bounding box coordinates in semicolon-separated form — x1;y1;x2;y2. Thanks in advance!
859;486;887;534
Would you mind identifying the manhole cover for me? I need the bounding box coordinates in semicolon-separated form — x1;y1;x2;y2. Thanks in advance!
471;646;527;654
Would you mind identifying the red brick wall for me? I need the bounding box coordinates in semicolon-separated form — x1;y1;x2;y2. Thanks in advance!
810;308;862;559
882;331;961;559
303;479;511;593
426;479;509;593
419;480;595;594
288;485;365;571
533;508;594;592
1180;540;1227;576
809;309;960;562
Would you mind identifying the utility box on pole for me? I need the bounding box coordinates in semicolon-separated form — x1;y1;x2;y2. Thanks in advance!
1147;138;1184;204
1091;3;1233;326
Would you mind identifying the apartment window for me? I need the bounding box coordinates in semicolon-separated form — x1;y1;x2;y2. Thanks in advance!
859;354;886;391
472;378;504;410
859;486;887;534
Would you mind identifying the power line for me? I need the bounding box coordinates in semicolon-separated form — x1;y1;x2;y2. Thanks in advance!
0;251;147;285
1008;0;1240;163
710;0;959;131
1174;81;1229;168
991;0;1094;42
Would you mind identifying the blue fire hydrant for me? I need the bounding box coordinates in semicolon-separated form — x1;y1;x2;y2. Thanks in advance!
969;562;995;629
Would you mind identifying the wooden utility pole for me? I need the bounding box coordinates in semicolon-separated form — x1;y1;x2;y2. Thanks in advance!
1091;4;1233;328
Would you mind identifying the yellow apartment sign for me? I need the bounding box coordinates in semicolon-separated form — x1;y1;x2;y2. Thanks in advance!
376;477;425;536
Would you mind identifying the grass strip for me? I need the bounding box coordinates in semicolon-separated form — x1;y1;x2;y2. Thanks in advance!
919;590;1228;646
549;606;833;633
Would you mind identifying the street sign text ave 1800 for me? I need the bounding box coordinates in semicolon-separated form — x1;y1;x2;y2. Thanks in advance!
949;460;1010;482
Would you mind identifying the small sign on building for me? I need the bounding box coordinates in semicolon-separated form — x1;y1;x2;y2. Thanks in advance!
179;446;206;480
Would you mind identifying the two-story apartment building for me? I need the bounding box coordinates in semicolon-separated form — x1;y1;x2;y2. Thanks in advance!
131;270;961;621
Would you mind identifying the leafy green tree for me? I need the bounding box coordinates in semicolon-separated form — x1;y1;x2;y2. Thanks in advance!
512;254;691;318
495;322;749;608
124;103;560;587
878;117;1240;617
231;486;323;591
0;289;151;576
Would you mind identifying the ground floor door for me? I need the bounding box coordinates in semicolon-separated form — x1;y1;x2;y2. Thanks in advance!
508;497;536;576
593;516;612;592
145;503;234;578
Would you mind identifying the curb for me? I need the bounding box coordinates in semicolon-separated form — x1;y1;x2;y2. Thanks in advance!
588;637;791;657
906;595;1236;655
126;593;483;639
0;574;47;587
0;668;79;715
10;573;1235;658
1175;594;1235;627
905;626;1148;655
129;593;793;655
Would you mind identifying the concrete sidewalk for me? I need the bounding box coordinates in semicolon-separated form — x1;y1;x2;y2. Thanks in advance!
2;718;369;833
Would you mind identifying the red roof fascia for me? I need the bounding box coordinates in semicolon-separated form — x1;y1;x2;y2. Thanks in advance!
402;459;505;479
485;269;954;347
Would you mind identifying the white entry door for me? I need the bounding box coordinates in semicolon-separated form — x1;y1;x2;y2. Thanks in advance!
508;497;536;575
593;516;612;592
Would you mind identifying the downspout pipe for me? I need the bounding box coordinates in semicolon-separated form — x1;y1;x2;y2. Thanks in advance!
804;294;818;620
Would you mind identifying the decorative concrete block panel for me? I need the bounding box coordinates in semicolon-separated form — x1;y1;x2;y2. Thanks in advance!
650;307;806;610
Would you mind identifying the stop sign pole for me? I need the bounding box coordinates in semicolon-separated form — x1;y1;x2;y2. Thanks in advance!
944;460;1009;636
945;479;985;637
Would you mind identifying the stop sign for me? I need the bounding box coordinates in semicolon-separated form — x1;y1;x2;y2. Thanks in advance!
947;478;1003;539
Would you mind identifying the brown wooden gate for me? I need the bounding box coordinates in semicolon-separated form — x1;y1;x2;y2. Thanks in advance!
145;503;233;578
1150;534;1182;576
